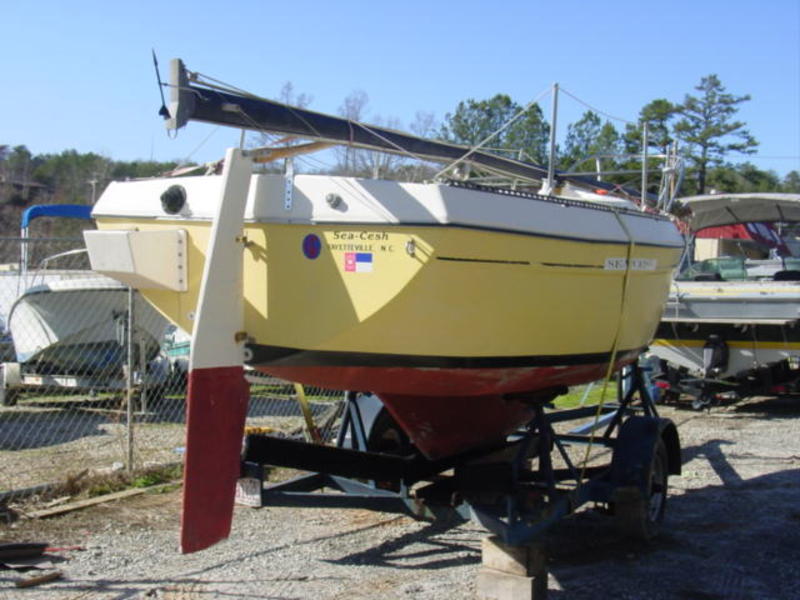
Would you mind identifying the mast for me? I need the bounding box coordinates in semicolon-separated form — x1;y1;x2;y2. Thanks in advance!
641;121;649;208
164;59;634;195
544;82;559;195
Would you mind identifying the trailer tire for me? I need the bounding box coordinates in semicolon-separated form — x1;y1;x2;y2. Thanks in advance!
367;408;414;457
364;408;415;491
614;438;668;541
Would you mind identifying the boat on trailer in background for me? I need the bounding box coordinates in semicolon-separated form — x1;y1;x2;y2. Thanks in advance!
650;193;800;408
0;204;169;406
84;59;685;553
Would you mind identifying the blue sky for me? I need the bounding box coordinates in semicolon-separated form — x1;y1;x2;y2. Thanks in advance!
2;0;798;176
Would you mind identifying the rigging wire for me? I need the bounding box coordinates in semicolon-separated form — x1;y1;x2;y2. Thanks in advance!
559;87;637;125
177;126;221;167
433;87;551;180
353;120;438;166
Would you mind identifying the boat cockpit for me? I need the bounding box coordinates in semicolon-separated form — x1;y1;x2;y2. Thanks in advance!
676;255;800;282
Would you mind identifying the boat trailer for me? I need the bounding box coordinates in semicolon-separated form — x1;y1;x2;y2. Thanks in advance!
655;325;800;410
236;365;681;599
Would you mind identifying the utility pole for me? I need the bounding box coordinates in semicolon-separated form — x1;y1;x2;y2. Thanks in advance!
88;178;98;204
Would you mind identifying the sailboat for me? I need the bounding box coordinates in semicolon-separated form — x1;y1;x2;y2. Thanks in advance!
83;59;684;552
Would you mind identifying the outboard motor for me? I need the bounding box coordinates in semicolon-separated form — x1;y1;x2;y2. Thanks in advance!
703;334;729;378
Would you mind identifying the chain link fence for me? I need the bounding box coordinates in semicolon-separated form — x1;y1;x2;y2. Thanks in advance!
0;236;343;508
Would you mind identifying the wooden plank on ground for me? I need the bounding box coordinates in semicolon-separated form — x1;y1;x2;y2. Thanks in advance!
23;482;178;519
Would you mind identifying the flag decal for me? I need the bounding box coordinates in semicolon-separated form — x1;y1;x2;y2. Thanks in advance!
345;252;373;272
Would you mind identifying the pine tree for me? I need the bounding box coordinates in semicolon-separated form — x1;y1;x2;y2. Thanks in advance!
673;75;758;194
439;94;550;164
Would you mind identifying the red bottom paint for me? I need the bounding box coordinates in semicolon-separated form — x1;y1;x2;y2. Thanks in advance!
378;393;536;459
262;354;635;459
181;366;249;554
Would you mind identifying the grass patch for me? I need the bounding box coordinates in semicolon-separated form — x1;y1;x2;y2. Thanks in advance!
24;464;180;501
551;381;618;410
86;464;182;497
132;464;182;489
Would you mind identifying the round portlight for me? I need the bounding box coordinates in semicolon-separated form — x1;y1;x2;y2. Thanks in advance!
326;193;343;209
161;185;187;215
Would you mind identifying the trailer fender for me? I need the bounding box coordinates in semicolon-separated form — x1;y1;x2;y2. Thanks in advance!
609;416;681;491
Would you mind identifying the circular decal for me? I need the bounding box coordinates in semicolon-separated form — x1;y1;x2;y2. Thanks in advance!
302;234;322;259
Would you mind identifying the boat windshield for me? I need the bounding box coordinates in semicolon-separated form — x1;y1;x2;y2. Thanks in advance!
676;221;800;282
676;256;750;281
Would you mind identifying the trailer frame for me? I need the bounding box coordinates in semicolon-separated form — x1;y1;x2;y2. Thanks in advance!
236;363;681;549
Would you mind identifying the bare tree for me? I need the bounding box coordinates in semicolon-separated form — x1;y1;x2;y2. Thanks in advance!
278;81;313;109
336;90;369;175
251;81;313;151
410;111;436;138
354;116;405;179
408;111;439;181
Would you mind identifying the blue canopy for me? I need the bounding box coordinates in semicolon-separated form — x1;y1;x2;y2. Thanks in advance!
21;204;93;229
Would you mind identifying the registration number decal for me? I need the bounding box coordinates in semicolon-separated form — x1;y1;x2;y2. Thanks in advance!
604;258;657;271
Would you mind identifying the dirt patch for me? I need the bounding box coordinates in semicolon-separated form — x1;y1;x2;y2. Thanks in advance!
2;486;180;544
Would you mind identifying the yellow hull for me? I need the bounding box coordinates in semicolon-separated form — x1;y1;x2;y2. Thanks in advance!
97;218;680;363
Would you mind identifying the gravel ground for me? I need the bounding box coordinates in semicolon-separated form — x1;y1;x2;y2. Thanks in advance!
1;396;799;599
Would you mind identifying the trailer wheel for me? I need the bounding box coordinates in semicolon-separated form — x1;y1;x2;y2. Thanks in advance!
365;408;415;491
615;438;668;541
367;408;414;457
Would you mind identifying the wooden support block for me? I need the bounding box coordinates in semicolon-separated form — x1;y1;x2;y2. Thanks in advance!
481;536;547;577
477;536;548;600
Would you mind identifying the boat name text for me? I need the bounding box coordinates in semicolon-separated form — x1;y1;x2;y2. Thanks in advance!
332;231;389;241
604;258;657;271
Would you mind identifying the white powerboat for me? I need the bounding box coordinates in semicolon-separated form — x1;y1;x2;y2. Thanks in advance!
650;193;800;406
6;205;168;376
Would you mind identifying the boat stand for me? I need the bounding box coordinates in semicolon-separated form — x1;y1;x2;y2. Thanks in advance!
236;364;681;600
